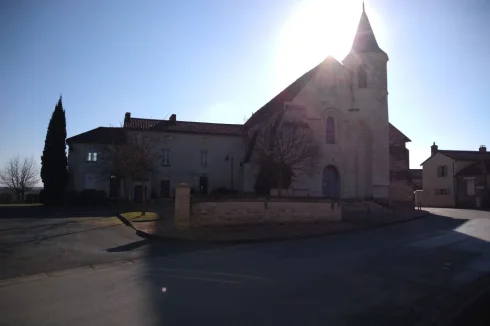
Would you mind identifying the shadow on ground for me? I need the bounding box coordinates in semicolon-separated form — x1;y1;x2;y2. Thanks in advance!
136;212;490;325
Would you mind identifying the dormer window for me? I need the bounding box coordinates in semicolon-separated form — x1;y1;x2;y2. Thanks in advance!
358;65;367;88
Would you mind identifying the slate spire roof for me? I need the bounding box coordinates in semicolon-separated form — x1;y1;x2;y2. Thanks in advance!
350;4;385;54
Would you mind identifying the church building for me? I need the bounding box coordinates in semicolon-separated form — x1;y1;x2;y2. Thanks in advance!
66;5;413;206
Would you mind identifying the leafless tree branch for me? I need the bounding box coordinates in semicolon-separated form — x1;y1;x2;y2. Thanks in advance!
0;156;40;201
99;128;162;211
253;112;322;194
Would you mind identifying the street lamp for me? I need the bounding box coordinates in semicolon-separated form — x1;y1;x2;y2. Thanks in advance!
224;152;234;190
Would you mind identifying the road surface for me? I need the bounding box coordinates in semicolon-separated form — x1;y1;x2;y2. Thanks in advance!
1;208;490;325
0;217;219;279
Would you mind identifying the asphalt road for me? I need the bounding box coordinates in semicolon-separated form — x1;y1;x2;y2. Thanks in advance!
2;209;490;325
0;217;219;280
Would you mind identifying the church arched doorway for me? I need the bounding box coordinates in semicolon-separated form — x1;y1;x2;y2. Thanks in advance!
322;165;340;198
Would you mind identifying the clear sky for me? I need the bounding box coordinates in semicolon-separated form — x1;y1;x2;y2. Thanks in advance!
1;0;489;170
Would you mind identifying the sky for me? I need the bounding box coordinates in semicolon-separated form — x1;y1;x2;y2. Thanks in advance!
1;0;490;170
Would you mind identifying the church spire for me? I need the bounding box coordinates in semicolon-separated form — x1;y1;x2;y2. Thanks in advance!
350;3;385;54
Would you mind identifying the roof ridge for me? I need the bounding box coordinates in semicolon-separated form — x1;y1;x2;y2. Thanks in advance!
130;117;243;127
440;149;484;153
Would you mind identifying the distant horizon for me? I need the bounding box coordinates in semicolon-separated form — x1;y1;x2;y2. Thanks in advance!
1;0;489;170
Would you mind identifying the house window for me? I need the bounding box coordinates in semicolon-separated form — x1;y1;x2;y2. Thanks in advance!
201;150;208;167
326;117;335;144
465;178;475;196
435;189;449;195
358;65;367;88
162;149;170;166
437;165;447;177
87;152;97;162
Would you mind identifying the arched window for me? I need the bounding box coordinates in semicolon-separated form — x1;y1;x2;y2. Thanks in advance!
326;117;335;144
358;65;367;88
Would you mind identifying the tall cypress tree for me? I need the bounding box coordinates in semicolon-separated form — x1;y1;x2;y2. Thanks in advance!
41;96;68;204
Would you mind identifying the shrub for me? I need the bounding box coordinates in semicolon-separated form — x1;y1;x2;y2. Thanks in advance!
80;189;108;205
0;192;14;204
65;190;81;205
39;189;46;204
25;193;39;204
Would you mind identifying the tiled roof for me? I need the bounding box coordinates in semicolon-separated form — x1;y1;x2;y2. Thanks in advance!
439;150;490;161
420;150;490;166
390;124;411;143
124;118;244;136
66;127;126;145
456;160;490;176
244;62;322;128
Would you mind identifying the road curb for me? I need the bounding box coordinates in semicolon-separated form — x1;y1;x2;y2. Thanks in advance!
132;211;432;244
116;213;136;229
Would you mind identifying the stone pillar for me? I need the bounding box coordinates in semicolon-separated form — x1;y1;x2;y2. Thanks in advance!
174;183;191;229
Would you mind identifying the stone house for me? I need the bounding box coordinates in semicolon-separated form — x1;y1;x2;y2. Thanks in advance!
66;5;414;206
66;116;245;201
420;143;490;207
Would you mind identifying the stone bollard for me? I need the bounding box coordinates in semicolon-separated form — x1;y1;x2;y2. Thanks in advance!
174;183;191;229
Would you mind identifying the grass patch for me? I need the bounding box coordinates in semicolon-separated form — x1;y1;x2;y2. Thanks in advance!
120;211;160;222
78;211;162;226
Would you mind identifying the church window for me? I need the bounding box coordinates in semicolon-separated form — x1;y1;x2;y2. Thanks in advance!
326;117;335;144
358;65;367;88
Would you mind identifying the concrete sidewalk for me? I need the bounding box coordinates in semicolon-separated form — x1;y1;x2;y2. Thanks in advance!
133;209;430;242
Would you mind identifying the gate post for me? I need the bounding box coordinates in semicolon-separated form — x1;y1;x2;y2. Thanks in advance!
174;183;191;229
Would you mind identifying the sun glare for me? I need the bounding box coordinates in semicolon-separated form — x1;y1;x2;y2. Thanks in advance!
273;0;382;89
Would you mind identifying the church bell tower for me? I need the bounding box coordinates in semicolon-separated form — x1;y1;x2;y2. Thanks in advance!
343;3;390;203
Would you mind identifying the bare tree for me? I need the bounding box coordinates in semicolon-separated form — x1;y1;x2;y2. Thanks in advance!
0;156;40;201
253;112;322;195
100;129;162;214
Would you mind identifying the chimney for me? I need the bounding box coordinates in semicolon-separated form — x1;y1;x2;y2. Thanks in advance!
480;145;487;152
431;142;438;155
169;114;176;122
124;112;131;122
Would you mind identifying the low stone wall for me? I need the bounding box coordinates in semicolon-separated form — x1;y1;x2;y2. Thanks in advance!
191;200;342;227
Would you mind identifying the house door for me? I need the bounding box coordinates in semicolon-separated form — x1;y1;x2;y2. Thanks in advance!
109;175;120;198
133;185;147;203
199;176;208;194
160;178;170;198
322;165;340;198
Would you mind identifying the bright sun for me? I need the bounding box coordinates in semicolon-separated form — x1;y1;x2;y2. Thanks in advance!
273;0;382;89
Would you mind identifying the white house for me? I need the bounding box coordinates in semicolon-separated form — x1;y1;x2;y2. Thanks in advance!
420;143;490;207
